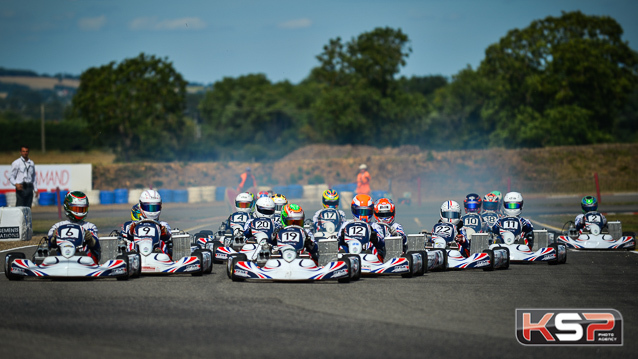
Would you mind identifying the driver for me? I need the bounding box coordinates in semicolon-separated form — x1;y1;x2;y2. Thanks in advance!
243;197;281;241
272;193;288;218
461;193;485;234
124;190;174;257
371;198;407;253
431;200;470;257
338;194;384;260
312;189;347;224
272;204;319;264
218;192;256;234
489;192;534;249
47;191;101;264
574;195;607;232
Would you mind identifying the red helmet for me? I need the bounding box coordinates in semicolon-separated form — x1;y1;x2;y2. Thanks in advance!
351;194;373;222
374;198;395;224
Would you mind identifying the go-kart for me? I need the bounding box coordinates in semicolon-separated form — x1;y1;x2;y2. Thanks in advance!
312;208;343;234
226;231;359;282
4;223;135;280
336;221;425;278
202;212;252;263
485;218;566;264
123;219;212;275
556;215;635;250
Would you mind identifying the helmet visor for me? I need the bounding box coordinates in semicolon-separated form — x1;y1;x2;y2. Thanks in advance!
483;201;498;211
258;207;275;216
141;203;161;212
283;218;304;227
465;202;479;211
323;199;339;208
375;211;394;218
236;201;252;209
504;202;522;210
68;205;88;214
441;211;460;219
354;207;373;218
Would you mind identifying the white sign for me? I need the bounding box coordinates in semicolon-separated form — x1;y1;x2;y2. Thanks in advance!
1;164;92;193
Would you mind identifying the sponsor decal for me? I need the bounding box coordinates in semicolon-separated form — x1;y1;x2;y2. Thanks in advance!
516;309;622;346
333;269;347;277
542;254;556;260
476;260;489;267
0;227;20;239
391;264;409;273
234;269;249;277
111;268;125;275
186;264;200;271
11;268;25;274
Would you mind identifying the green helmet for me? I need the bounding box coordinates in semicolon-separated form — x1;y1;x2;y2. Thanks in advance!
581;196;598;213
64;191;89;222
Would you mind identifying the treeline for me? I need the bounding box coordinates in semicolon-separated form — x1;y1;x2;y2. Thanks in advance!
2;11;638;161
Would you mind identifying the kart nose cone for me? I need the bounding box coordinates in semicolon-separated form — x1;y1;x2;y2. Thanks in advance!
138;239;153;256
502;232;516;245
348;240;362;254
282;248;296;262
60;242;76;259
589;224;601;235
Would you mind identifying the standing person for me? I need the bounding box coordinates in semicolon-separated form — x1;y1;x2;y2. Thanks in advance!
9;145;38;207
237;167;257;193
356;164;371;196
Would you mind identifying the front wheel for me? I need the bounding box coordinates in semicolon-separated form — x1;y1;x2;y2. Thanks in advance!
115;254;130;281
481;249;495;271
400;253;415;278
5;252;26;281
191;250;205;276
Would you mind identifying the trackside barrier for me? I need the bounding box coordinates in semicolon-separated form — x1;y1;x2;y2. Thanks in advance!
318;238;339;267
187;187;202;203
128;189;144;204
5;192;16;207
201;186;216;202
86;190;100;206
98;236;119;264
608;221;622;240
340;191;353;209
0;207;33;241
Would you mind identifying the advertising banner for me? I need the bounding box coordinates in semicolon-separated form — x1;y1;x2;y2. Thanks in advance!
0;164;92;193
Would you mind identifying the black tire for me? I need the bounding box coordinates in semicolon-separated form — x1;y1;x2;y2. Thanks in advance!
497;246;510;270
622;232;636;251
229;254;247;282
343;254;361;281
227;253;248;280
482;249;495;271
547;244;561;265
125;251;141;278
212;241;224;264
407;251;426;276
5;252;26;281
191;250;205;276
431;249;448;271
401;253;415;278
202;249;213;274
115;254;130;280
417;250;428;275
338;255;353;283
195;230;215;238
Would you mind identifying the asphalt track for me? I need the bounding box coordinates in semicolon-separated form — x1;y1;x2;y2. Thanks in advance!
1;195;637;358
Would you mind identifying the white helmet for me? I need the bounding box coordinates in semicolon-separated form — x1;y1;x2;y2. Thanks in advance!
139;189;162;220
272;194;287;217
254;197;276;219
503;192;523;217
235;192;254;213
440;200;461;225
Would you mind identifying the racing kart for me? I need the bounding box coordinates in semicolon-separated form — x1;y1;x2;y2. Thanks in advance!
122;219;212;275
483;224;566;264
198;212;252;263
408;232;509;271
4;223;135;280
557;217;636;250
226;231;359;282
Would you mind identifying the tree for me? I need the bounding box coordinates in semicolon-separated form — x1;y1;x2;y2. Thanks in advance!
479;11;638;147
71;53;190;161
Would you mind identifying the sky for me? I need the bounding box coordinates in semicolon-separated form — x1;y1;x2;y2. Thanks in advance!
1;0;637;85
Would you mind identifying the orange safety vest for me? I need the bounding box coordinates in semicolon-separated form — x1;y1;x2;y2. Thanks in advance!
356;170;371;195
237;172;257;192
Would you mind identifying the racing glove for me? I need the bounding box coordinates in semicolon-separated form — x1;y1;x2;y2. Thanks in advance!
455;234;466;244
49;234;58;248
84;230;96;248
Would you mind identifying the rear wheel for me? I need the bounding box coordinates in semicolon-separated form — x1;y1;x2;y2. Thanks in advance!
337;255;353;283
548;244;560;265
481;249;495;271
344;254;361;281
202;249;213;274
400;253;415;278
227;253;248;281
5;252;26;281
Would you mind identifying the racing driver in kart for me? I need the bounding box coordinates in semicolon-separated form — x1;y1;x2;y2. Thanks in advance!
574;195;607;232
488;191;535;249
272;203;319;264
431;200;470;257
243;196;281;242
312;189;347;228
371;198;407;254
338;194;385;260
123;189;174;258
47;191;101;264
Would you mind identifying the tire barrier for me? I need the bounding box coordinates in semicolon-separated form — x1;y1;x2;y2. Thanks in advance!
114;188;129;204
99;190;115;205
201;186;216;202
173;189;188;203
158;189;174;203
0;193;7;207
39;192;56;206
55;190;69;205
187;187;201;203
215;186;226;202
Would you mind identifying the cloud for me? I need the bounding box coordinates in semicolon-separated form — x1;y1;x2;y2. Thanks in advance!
129;17;206;30
78;15;106;31
277;18;312;29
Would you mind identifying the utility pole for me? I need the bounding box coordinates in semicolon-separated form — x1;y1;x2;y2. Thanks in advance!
41;104;46;153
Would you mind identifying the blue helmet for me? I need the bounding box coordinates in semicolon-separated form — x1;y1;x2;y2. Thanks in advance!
581;196;598;213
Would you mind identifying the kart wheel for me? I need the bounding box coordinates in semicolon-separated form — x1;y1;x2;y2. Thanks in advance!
191;250;205;276
337;256;353;283
415;250;427;275
481;249;495;271
493;246;510;270
401;253;414;278
344;254;361;281
126;251;141;278
4;252;26;281
229;254;247;282
212;241;224;264
226;253;246;279
115;254;130;281
202;249;213;274
547;244;560;265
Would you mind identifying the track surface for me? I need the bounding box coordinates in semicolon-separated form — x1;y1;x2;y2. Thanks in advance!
2;196;637;358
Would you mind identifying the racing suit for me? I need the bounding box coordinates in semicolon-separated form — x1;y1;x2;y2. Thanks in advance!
489;216;534;249
431;221;470;257
273;225;319;264
338;220;384;260
574;211;607;232
48;220;101;264
123;219;173;258
312;208;347;225
461;213;486;234
243;216;281;241
371;221;407;254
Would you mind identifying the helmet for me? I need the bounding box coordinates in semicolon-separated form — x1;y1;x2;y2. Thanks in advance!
322;189;340;208
235;192;255;213
257;191;270;199
272;193;288;216
351;194;373;222
255;197;276;219
440;200;461;225
131;203;142;221
464;193;482;214
63;191;89;222
581;195;598;213
374;198;395;224
483;193;499;212
280;203;304;227
503;192;524;217
139;189;162;220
